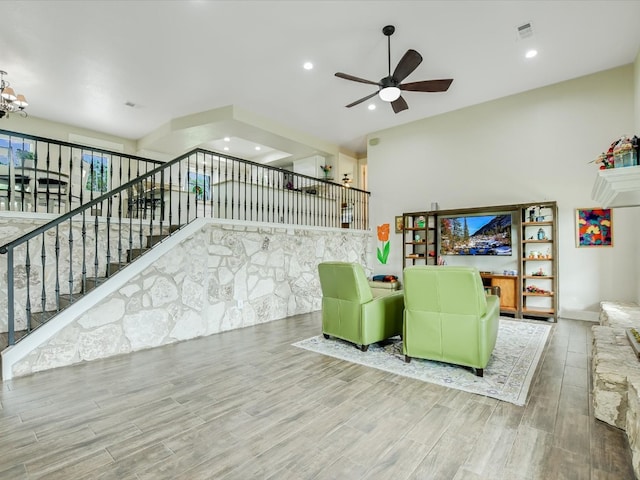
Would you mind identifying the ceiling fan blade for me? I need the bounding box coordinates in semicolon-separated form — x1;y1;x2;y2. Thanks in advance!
392;49;423;83
391;96;408;113
400;79;454;92
335;72;379;86
345;91;379;108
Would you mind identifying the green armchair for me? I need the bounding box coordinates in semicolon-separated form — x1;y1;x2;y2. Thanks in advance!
402;265;500;376
318;262;404;351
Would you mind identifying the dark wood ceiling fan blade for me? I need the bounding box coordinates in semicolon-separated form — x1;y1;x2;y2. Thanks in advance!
346;91;379;108
391;96;408;113
400;79;454;92
392;49;423;83
335;72;379;86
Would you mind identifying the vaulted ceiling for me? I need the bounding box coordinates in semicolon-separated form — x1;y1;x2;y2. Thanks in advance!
2;1;640;163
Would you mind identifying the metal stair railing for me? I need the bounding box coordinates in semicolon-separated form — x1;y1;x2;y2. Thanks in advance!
0;146;370;348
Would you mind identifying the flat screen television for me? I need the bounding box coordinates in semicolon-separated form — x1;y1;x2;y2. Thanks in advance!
440;213;512;256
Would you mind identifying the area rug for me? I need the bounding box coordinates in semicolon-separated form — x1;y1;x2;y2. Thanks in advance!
292;318;552;406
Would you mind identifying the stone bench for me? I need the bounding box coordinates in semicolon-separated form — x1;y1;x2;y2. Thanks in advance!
592;301;640;479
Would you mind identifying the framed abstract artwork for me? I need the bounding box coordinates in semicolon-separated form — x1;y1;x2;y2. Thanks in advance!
576;208;613;247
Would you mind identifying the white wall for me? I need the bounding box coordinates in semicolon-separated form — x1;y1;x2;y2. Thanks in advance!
368;65;638;319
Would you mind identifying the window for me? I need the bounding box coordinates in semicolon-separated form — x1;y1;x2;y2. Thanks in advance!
0;137;34;167
82;153;109;192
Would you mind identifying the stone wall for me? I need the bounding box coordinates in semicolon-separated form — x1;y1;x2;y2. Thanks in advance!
9;221;371;378
592;301;640;480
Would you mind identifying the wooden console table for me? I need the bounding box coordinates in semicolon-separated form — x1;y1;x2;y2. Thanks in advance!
480;273;518;314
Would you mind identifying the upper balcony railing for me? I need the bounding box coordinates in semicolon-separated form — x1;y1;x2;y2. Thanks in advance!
0;129;163;214
0;130;370;348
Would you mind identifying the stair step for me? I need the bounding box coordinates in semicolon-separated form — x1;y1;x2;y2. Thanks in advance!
28;311;54;326
59;294;80;308
146;234;168;247
106;262;128;276
127;248;149;262
85;277;106;291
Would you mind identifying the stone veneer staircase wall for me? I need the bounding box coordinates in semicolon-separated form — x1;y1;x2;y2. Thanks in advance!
1;218;371;380
593;301;640;479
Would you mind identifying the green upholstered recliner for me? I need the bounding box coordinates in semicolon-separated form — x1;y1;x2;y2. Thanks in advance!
318;262;404;351
402;265;500;376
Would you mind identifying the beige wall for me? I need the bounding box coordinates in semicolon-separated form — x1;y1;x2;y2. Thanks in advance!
1;115;138;154
635;50;640;132
367;65;638;319
635;50;640;303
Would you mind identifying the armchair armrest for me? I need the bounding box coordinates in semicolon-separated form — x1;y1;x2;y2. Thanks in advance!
361;290;404;344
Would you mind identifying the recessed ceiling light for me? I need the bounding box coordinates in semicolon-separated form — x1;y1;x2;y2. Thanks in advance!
223;146;229;151
368;104;376;110
525;49;538;59
255;146;261;151
303;62;313;70
224;137;230;142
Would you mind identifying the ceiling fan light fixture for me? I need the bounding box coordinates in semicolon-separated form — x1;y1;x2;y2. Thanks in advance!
379;86;400;102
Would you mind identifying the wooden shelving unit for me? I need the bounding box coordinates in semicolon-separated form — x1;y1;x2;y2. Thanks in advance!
399;201;558;322
520;203;558;322
402;211;437;269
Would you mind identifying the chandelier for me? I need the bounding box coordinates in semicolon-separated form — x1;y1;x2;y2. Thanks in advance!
0;70;28;118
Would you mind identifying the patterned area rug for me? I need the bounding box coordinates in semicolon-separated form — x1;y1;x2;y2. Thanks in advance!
292;318;552;406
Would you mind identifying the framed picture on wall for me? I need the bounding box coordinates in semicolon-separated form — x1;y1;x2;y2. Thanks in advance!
395;215;404;233
185;171;211;200
576;208;613;247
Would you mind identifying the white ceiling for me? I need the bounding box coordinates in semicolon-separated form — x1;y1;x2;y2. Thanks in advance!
2;1;640;163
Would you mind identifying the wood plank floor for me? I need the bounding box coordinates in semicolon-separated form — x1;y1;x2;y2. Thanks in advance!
0;313;634;479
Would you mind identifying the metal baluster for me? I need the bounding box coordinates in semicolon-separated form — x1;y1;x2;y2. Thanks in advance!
177;163;183;225
224;160;229;219
215;156;221;219
186;163;191;222
243;163;247;221
127;183;134;267
68;218;74;303
6;136;12;211
45;143;52;213
40;234;46;321
167;164;173;227
93;214;99;287
115;156;123;276
209;156;215;219
81;212;87;294
54;225;60;311
25;242;32;332
7;247;14;345
105;195;112;278
34;140;40;211
57;144;63;213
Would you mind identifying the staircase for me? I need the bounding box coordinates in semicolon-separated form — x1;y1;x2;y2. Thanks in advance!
4;223;181;346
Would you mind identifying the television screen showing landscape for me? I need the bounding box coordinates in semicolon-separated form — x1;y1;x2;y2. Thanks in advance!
440;214;512;256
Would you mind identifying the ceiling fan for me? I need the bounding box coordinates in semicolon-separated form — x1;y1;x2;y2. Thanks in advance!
335;25;453;113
